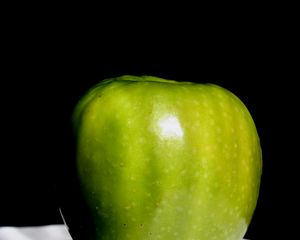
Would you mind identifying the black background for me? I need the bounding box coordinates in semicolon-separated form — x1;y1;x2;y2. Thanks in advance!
1;14;297;239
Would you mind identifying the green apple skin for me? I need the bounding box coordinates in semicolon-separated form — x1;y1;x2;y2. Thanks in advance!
73;75;262;240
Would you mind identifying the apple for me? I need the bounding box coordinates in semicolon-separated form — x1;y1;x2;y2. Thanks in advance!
71;75;262;240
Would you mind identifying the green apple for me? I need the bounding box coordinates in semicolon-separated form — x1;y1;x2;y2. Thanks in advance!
72;75;262;240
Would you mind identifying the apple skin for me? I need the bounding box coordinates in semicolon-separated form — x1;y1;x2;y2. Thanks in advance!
72;75;262;240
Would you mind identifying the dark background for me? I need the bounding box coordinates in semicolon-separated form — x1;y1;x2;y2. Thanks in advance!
1;15;297;239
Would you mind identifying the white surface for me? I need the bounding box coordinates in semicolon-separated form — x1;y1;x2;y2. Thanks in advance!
0;225;248;239
0;225;72;240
